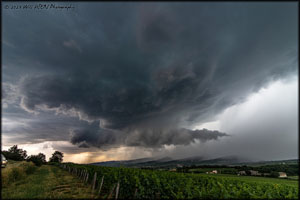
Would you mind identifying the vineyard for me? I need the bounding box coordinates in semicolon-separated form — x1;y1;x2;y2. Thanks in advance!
57;163;298;199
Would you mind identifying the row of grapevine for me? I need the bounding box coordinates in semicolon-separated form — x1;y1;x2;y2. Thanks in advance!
56;163;298;199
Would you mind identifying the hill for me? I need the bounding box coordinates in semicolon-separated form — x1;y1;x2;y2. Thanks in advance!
91;156;299;168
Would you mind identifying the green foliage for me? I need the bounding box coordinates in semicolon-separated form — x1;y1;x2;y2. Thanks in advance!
2;145;27;161
27;153;46;166
270;171;280;178
179;163;298;177
49;151;63;163
9;167;25;182
2;162;37;186
2;164;96;199
59;163;298;199
23;162;38;174
234;164;299;176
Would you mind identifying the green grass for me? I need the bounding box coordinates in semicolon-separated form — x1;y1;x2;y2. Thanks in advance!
1;162;97;199
197;173;298;187
189;167;237;173
287;176;298;180
183;167;297;187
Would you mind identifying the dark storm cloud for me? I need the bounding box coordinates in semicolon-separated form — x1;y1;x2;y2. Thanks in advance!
124;128;229;148
3;2;297;149
2;82;20;108
2;110;89;145
69;122;228;149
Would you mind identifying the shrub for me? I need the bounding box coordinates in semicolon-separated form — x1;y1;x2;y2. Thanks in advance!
8;167;25;182
22;162;37;174
2;161;37;187
27;153;46;166
270;171;280;178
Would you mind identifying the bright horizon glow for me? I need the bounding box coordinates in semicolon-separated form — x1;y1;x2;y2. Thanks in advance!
194;76;298;133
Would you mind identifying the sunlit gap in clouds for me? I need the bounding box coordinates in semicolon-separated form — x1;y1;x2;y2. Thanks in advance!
2;140;154;164
2;141;55;162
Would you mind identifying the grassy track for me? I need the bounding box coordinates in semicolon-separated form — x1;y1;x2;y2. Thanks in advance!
2;162;96;199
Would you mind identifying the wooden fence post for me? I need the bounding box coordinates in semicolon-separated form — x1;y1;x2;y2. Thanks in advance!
115;181;120;200
108;184;116;199
98;176;104;196
92;172;97;190
85;172;89;183
82;170;85;180
134;188;138;199
83;170;86;180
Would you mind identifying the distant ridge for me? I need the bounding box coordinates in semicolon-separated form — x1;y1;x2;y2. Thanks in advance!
90;155;298;168
90;156;172;167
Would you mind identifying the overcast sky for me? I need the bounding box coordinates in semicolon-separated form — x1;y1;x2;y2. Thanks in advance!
2;2;298;163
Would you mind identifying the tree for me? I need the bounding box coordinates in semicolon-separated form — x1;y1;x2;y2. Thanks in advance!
49;151;63;163
37;153;46;163
2;145;27;161
27;153;46;166
270;171;279;178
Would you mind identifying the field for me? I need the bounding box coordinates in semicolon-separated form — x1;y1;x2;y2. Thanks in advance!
1;161;96;199
287;176;298;180
198;174;298;187
183;163;299;177
189;167;237;174
2;160;298;199
57;162;299;199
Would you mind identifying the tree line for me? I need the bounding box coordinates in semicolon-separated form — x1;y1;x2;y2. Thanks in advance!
1;145;64;166
176;163;298;176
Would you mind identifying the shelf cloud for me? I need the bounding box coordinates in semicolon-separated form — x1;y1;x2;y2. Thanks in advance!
2;2;297;160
